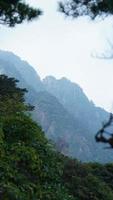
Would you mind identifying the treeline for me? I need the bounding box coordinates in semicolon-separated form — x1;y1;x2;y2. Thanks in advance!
0;74;113;200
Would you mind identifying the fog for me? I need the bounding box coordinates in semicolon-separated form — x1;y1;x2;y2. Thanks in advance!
0;0;113;111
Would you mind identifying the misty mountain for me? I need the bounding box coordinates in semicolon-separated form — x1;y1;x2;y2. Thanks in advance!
0;50;112;163
0;50;44;92
43;76;108;134
0;50;45;105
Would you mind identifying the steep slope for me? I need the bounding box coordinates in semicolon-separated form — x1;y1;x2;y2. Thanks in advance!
42;76;113;162
0;50;45;106
0;50;44;92
1;74;113;199
32;91;87;156
43;76;109;134
31;90;111;162
0;51;82;157
0;50;112;162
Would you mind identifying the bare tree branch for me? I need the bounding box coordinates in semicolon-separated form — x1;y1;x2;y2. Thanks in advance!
95;113;113;148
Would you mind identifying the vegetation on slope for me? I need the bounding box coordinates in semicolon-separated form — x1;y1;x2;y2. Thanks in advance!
0;74;113;199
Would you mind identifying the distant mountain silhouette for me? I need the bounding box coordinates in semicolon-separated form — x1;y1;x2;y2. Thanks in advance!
0;50;112;163
43;76;108;135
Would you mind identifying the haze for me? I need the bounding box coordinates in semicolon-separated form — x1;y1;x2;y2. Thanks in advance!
0;0;113;111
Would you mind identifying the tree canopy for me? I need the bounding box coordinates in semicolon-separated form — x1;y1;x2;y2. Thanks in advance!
0;0;42;26
59;0;113;19
1;0;113;27
0;75;33;116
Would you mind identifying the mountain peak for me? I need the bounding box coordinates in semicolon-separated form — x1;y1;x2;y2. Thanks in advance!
0;50;110;162
0;50;44;91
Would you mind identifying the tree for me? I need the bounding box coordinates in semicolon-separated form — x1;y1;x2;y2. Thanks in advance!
0;0;42;27
59;0;113;19
0;74;76;199
59;1;113;143
0;75;33;116
95;113;113;148
62;158;113;200
2;74;113;199
1;0;113;27
59;1;113;59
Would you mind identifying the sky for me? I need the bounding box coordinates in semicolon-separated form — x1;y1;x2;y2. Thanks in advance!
0;0;113;111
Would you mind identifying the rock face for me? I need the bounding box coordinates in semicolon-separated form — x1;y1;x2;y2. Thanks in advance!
43;76;108;134
0;50;112;163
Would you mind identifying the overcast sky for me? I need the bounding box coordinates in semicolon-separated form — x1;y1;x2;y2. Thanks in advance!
0;0;113;111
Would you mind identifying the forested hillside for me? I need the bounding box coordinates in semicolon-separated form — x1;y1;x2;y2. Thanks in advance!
1;74;113;199
0;50;112;163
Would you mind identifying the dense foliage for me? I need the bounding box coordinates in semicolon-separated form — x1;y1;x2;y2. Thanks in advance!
1;74;113;199
0;0;113;27
0;0;42;26
0;75;73;199
59;0;113;18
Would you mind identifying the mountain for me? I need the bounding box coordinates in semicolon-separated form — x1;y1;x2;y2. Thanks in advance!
43;76;108;134
0;50;112;163
43;76;111;161
1;74;113;199
0;50;45;105
0;50;44;92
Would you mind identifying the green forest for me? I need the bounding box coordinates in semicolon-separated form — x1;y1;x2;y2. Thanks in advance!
0;74;113;199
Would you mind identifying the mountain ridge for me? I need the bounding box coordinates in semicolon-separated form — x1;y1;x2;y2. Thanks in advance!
0;50;112;163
